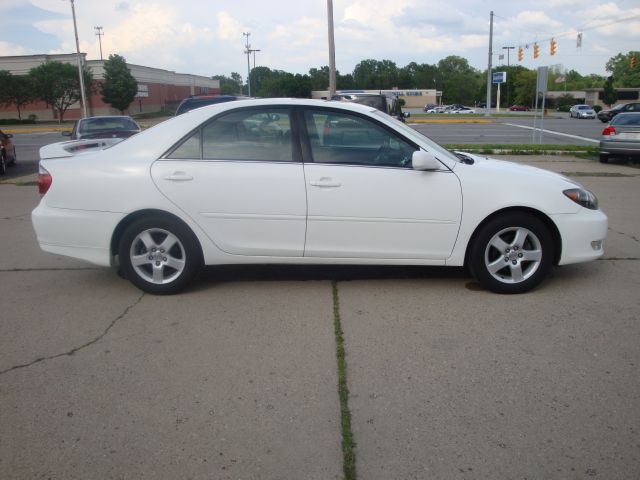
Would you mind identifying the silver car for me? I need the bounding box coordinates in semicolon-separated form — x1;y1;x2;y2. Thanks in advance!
569;104;596;119
599;112;640;163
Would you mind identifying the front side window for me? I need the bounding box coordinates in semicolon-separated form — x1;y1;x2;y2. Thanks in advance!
304;109;416;167
168;108;293;161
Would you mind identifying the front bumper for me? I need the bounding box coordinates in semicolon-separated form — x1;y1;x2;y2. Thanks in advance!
550;208;608;265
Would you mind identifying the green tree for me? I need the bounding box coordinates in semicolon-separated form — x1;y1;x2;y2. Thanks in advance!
100;54;137;114
605;51;640;87
30;61;93;123
0;71;34;119
512;69;537;107
353;59;399;89
437;56;480;104
213;72;242;95
602;76;617;106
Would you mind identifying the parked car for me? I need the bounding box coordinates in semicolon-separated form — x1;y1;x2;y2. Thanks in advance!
447;106;476;114
333;93;408;121
597;102;640;123
509;105;530;111
62;116;141;140
32;98;607;295
599;112;640;163
425;106;447;113
423;103;438;111
569;104;596;119
0;129;16;175
175;94;249;116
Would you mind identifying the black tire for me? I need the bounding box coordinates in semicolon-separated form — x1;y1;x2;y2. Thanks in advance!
599;153;610;163
118;215;202;295
469;213;554;294
0;151;6;176
8;147;16;167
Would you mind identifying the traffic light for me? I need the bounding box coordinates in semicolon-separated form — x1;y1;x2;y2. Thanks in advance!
550;38;557;56
518;47;523;62
631;55;637;69
533;43;539;59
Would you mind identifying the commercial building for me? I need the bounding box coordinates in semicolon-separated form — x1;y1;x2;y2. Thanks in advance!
312;89;441;108
0;54;220;120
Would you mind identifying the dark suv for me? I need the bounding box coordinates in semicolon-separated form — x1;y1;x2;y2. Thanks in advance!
175;95;248;115
597;102;640;123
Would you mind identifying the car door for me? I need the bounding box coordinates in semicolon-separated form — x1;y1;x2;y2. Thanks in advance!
300;108;462;260
151;107;307;257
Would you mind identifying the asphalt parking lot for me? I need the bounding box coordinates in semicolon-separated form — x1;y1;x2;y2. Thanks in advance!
1;153;639;479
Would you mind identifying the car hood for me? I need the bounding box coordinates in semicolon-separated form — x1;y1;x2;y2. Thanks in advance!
456;152;582;186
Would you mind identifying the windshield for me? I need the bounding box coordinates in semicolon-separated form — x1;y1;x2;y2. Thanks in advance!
373;110;460;163
79;117;139;133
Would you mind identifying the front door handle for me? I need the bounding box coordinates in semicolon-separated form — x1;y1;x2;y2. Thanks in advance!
164;172;194;182
310;177;341;188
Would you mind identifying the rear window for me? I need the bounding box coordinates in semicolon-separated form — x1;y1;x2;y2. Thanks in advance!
79;117;138;133
611;114;640;126
578;105;590;110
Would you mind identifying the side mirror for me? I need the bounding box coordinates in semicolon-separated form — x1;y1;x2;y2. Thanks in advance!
403;112;411;118
61;131;72;137
412;150;441;171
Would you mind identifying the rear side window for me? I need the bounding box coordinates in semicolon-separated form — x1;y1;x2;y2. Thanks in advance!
168;108;293;161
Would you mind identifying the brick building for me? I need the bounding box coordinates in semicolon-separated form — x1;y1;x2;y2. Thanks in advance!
0;54;220;120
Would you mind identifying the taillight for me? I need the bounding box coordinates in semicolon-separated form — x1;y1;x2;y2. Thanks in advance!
602;126;616;136
38;165;52;195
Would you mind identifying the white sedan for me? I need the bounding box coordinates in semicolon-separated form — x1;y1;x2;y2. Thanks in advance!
32;98;607;295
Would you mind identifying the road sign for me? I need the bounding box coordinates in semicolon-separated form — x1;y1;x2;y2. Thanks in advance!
492;72;506;84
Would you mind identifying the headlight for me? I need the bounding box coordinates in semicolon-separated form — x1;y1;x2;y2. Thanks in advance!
563;188;599;210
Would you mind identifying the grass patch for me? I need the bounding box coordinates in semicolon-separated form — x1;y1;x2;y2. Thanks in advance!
132;110;173;120
332;281;356;480
443;144;599;156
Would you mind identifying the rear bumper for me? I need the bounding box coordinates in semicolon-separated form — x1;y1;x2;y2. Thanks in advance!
550;208;608;265
600;139;640;155
32;202;124;267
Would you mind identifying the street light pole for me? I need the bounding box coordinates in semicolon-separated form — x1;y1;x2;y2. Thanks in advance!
95;26;104;61
70;0;88;118
502;46;515;107
243;32;251;96
485;11;494;117
327;0;336;98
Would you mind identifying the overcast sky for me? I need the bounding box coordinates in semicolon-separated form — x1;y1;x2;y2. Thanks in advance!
1;0;639;81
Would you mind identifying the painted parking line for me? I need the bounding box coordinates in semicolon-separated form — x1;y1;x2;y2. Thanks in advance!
504;123;599;144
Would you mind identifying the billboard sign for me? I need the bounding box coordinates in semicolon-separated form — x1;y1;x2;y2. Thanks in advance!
492;72;506;84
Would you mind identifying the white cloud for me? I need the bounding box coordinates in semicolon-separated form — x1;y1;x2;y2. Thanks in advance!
0;41;31;56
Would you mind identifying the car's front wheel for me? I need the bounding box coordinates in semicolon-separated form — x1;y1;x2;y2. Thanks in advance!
469;213;554;294
118;215;202;295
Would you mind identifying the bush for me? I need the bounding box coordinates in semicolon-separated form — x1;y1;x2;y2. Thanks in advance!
592;105;602;113
0;118;37;125
557;105;571;112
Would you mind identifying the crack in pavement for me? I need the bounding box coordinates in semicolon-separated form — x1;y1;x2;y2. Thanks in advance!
0;213;30;221
0;267;101;272
609;228;640;244
0;292;145;376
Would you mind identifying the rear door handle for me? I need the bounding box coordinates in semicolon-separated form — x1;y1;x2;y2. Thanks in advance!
310;178;341;188
164;172;193;182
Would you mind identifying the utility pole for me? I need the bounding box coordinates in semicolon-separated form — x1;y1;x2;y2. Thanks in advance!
70;0;88;118
327;0;336;98
95;26;104;60
243;32;251;96
485;10;493;117
250;49;261;70
502;46;515;107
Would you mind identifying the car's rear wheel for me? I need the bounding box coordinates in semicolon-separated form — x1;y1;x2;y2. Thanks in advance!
599;153;610;163
0;151;6;175
118;215;202;295
469;213;554;294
